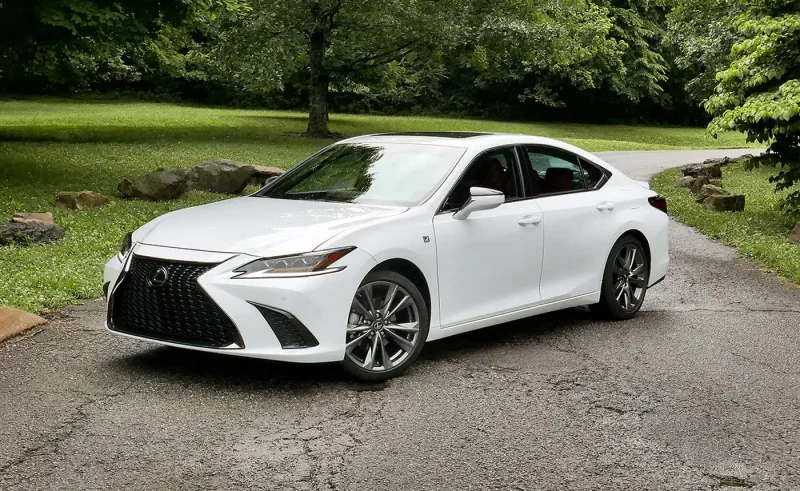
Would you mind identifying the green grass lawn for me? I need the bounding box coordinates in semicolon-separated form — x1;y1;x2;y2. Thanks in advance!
0;97;753;313
652;163;800;285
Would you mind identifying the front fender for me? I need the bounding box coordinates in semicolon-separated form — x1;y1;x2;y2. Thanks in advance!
317;208;441;330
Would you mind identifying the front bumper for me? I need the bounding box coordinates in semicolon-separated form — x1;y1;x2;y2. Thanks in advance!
104;243;377;363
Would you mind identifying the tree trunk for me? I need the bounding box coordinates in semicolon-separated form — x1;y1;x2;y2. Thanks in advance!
307;27;330;137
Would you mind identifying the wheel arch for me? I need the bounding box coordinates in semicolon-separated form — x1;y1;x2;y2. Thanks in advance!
369;258;432;321
616;229;652;266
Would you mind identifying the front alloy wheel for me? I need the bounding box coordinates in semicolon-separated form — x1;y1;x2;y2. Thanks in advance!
341;270;429;381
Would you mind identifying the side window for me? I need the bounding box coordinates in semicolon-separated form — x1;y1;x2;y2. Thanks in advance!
523;146;585;196
443;148;522;211
579;158;608;189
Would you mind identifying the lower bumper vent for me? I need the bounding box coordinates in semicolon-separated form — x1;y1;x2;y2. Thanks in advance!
249;302;319;349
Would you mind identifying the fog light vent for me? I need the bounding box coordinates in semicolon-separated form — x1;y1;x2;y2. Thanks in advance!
248;302;319;349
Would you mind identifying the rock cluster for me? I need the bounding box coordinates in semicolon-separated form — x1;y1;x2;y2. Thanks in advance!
682;161;723;179
56;191;110;210
118;160;285;201
680;154;754;178
0;212;64;246
676;157;748;212
2;188;112;247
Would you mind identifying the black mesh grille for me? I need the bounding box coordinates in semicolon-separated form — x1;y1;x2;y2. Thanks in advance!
250;303;319;349
110;255;243;348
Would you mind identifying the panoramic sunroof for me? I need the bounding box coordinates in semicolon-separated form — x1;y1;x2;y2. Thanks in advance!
375;131;492;138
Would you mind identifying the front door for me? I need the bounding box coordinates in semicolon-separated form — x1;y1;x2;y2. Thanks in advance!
433;147;545;328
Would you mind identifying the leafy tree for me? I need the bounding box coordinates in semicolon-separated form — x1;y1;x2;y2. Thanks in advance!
497;0;671;111
0;0;240;91
212;0;637;136
211;0;443;137
705;0;800;215
0;0;700;128
595;0;670;104
666;0;745;103
450;0;627;107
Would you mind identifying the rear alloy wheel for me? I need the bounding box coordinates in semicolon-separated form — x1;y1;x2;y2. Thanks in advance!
592;236;649;320
341;270;429;381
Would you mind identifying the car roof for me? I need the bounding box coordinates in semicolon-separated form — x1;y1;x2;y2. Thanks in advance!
371;131;492;139
336;131;621;178
339;132;579;150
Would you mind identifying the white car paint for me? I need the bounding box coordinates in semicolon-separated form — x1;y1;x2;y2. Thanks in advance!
433;198;545;327
134;196;408;256
104;132;669;366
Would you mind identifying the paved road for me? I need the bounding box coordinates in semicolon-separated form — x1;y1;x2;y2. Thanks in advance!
596;149;756;181
2;149;798;490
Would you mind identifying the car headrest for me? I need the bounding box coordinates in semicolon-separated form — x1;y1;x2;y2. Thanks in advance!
477;158;504;178
545;167;573;180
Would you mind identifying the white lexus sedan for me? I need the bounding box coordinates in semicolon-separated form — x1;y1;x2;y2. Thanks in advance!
104;132;668;381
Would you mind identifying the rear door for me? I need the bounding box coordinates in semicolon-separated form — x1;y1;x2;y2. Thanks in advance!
433;146;545;328
520;146;618;302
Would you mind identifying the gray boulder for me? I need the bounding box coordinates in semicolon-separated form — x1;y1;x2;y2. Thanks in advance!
12;212;53;225
695;184;729;203
682;162;723;179
702;194;745;212
676;176;695;188
56;191;110;210
690;175;711;195
0;221;65;246
728;154;754;165
790;224;800;244
704;156;731;166
189;160;254;194
119;168;190;201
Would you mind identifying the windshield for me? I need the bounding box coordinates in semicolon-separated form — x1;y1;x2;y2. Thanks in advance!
260;143;466;206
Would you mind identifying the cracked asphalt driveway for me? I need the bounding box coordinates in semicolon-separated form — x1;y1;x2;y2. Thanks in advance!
2;149;799;490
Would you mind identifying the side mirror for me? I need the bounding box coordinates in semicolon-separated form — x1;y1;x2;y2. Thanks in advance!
263;175;281;187
453;187;505;220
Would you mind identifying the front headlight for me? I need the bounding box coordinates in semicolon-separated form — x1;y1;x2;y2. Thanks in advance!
232;247;355;278
118;231;133;260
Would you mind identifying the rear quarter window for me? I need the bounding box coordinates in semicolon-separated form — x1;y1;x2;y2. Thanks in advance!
579;157;611;189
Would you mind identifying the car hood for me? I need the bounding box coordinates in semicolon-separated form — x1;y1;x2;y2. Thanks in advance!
135;197;407;256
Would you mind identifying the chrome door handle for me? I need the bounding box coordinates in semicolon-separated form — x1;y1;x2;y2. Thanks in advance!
596;201;616;211
518;215;543;226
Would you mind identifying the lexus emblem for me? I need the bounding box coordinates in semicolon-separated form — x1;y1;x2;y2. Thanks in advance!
147;266;169;288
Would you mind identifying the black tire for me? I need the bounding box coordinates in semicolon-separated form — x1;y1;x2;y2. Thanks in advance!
591;235;650;320
340;270;429;382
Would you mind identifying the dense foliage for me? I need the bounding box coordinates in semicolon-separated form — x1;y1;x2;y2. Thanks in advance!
209;0;451;135
705;0;800;215
666;0;744;103
0;0;695;129
0;0;242;92
208;0;646;135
